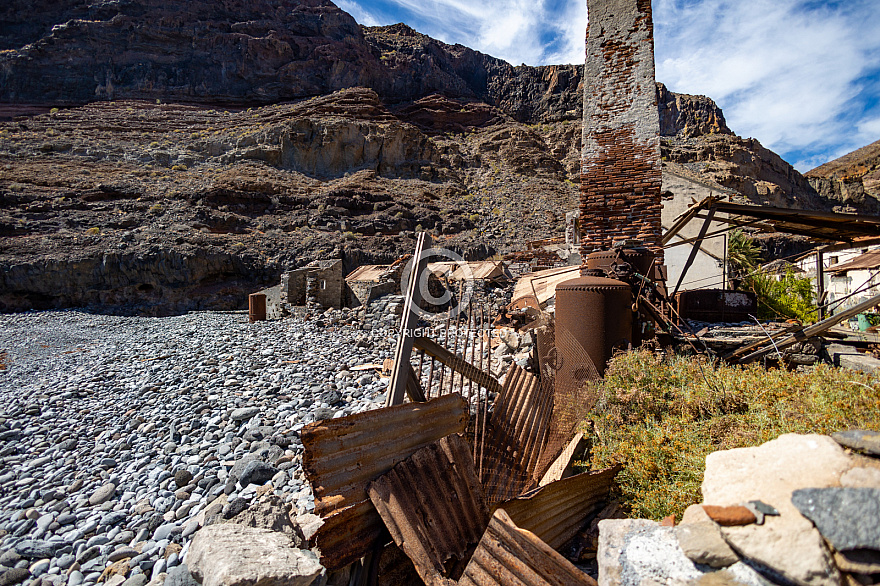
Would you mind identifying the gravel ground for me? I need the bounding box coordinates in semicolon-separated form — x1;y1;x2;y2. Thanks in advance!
0;309;397;585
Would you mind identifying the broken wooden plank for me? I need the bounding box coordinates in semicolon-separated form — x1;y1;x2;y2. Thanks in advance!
413;334;502;396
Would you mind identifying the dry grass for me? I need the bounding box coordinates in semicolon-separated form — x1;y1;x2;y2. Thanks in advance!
584;349;880;520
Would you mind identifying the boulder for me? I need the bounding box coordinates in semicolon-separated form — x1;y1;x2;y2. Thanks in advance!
597;519;702;586
702;434;851;586
225;496;304;546
187;524;322;586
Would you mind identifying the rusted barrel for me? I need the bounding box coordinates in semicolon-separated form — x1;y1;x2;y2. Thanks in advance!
555;277;632;380
249;293;267;323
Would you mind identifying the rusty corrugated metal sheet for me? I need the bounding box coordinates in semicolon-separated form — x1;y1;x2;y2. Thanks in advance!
301;393;469;570
500;466;622;550
302;393;468;515
368;434;489;586
510;266;580;309
458;508;597;586
491;364;554;480
310;500;387;571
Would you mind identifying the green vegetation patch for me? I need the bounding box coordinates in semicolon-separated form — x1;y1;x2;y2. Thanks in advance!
586;349;880;520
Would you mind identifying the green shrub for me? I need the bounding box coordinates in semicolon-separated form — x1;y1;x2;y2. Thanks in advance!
586;349;880;520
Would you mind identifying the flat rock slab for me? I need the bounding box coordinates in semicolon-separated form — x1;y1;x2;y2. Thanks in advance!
702;434;852;586
187;524;322;586
832;430;880;457
792;487;880;551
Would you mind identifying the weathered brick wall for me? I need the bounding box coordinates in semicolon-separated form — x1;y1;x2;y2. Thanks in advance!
581;0;663;261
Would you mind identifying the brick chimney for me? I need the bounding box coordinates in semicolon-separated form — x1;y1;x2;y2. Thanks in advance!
581;0;663;261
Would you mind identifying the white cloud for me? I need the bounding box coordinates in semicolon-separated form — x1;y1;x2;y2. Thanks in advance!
337;0;879;170
334;0;384;27
653;0;880;170
337;0;587;66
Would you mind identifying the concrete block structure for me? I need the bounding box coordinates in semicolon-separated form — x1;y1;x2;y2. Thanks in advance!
581;0;663;260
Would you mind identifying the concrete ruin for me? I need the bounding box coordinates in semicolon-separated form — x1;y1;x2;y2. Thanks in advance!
581;0;664;260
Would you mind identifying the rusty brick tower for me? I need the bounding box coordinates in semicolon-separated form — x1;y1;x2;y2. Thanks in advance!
581;0;663;262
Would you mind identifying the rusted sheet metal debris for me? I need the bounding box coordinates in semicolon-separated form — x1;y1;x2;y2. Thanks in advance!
368;434;489;586
491;364;555;483
413;334;502;395
301;393;468;570
459;508;597;586
302;393;468;515
310;500;387;571
501;466;622;550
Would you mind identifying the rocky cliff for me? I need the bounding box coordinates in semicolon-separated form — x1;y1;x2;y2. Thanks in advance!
805;139;880;213
0;0;872;314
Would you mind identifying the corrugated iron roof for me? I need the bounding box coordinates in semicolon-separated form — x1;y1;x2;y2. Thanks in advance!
345;264;396;283
310;499;388;571
427;261;509;282
828;250;880;274
302;393;468;515
301;393;469;570
511;266;581;309
368;434;489;586
458;508;597;586
500;466;621;550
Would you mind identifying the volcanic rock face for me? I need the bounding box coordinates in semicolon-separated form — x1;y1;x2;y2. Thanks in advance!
806;138;880;214
0;0;873;314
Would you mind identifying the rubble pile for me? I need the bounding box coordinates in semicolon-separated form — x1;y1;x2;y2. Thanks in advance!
599;432;880;586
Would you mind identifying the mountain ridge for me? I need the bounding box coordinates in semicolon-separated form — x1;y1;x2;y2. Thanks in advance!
0;0;876;314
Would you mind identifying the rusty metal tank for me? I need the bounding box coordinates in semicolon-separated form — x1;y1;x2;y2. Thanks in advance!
586;246;655;279
555;277;632;380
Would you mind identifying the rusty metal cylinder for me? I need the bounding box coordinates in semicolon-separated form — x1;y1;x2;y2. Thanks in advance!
249;293;267;323
586;247;655;278
555;277;632;379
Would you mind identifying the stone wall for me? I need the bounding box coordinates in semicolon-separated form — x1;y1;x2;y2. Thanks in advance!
581;0;663;260
281;260;344;309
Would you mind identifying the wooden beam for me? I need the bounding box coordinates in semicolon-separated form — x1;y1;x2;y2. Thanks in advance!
412;335;502;395
672;207;716;298
386;233;432;406
739;292;880;364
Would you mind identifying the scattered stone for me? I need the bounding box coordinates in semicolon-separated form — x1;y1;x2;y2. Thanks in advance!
0;568;30;586
15;540;58;559
832;430;880;456
164;564;199;586
174;470;193;489
702;434;850;586
187;524;322;586
702;505;756;527
89;483;117;506
237;461;276;487
230;407;261;422
791;487;880;551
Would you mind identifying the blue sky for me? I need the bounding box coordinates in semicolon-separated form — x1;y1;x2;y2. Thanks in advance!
335;0;880;172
